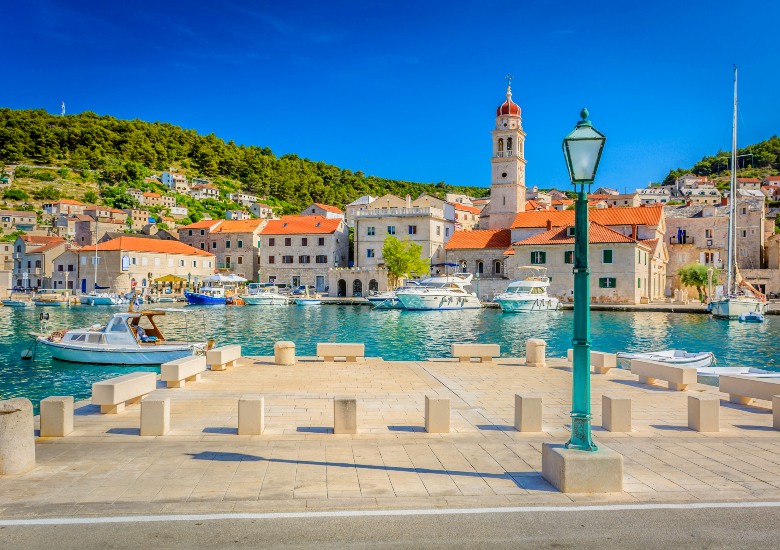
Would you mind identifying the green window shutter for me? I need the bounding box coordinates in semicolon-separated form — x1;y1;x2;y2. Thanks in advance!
564;250;573;264
637;278;641;288
603;249;613;263
540;251;546;264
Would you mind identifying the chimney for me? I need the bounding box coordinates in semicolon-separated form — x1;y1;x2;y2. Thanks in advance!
546;219;552;231
405;194;412;208
631;224;637;240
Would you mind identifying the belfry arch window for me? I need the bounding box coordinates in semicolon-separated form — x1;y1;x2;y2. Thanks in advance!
507;137;513;150
497;138;503;152
494;260;502;274
476;261;484;274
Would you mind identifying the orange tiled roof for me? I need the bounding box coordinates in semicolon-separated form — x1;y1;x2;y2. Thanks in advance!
181;220;223;230
737;178;761;183
28;240;67;254
261;215;342;235
445;229;511;250
765;176;780;181
587;194;611;200
453;203;480;214
211;219;265;233
511;205;663;229
639;238;659;254
80;236;214;257
525;199;547;211
551;199;574;205
514;223;650;248
313;203;344;214
51;199;85;205
143;192;161;198
22;235;65;245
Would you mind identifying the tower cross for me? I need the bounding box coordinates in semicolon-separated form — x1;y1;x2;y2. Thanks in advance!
505;73;513;88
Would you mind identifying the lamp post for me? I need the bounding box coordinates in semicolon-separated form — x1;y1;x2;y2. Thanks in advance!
562;108;606;452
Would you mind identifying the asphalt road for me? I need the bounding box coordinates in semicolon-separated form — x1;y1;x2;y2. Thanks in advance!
2;504;780;549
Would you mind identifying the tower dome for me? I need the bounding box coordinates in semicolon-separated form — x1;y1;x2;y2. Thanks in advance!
496;85;521;116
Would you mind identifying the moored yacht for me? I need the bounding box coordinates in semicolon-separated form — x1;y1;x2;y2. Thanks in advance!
35;309;209;364
395;272;481;311
495;267;559;312
243;284;289;306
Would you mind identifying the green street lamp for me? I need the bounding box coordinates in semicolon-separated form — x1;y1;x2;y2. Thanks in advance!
562;108;606;452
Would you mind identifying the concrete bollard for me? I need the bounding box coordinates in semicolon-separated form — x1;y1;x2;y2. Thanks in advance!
688;395;719;432
514;394;542;432
140;395;170;436
526;339;547;368
602;395;631;432
274;341;296;366
333;397;357;434
425;396;451;433
238;395;265;435
774;396;780;431
0;398;36;474
40;396;74;437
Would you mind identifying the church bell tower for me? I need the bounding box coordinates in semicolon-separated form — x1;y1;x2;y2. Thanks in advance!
487;78;527;230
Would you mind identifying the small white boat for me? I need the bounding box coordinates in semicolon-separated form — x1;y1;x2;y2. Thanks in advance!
79;292;129;306
495;267;560;312
395;270;481;311
367;284;420;309
33;289;70;307
738;311;765;323
295;286;322;306
2;299;34;308
243;284;289;306
616;349;715;370
34;309;209;365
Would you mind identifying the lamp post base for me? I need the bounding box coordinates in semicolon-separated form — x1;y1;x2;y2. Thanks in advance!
565;415;597;451
541;443;623;493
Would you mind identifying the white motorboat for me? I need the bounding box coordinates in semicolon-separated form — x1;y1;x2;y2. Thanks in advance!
79;291;129;306
616;349;715;370
34;309;209;365
395;272;482;311
366;283;420;309
709;67;768;320
495;267;560;312
295;286;322;306
243;284;289;306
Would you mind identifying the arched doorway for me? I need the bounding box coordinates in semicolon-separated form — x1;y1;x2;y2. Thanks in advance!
337;279;347;297
368;279;379;293
352;279;363;297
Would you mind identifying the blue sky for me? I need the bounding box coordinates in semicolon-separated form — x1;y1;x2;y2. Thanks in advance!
4;1;780;192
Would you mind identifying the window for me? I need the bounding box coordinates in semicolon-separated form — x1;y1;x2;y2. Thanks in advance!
237;240;243;249
301;238;308;246
179;260;184;267
226;240;231;249
211;242;216;249
477;261;484;274
367;226;375;236
602;249;613;264
141;257;148;266
284;238;291;246
200;243;205;250
188;230;193;236
269;256;275;264
282;255;293;264
741;230;747;238
192;260;197;267
387;226;396;235
493;260;501;274
269;238;275;246
57;265;63;272
200;229;205;236
637;278;641;288
564;250;574;264
318;237;325;246
599;277;616;288
68;264;74;272
299;255;310;264
436;226;441;236
566;227;576;237
316;255;327;263
705;229;712;238
531;251;546;264
408;225;417;235
367;249;375;258
445;228;450;237
741;208;747;215
131;257;137;265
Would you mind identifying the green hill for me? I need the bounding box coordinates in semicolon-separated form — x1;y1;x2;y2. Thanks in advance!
0;108;487;214
663;135;780;186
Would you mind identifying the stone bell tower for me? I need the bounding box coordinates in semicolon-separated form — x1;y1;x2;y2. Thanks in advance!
487;78;527;230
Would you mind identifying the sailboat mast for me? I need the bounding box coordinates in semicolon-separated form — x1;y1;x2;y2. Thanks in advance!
94;216;99;291
727;65;738;295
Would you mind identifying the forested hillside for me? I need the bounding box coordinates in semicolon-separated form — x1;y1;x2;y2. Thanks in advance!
662;135;780;186
0;108;487;210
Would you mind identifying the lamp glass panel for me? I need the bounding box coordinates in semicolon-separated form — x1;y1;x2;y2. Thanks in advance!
565;139;602;182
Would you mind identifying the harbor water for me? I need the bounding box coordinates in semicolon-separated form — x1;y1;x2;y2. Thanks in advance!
0;304;776;409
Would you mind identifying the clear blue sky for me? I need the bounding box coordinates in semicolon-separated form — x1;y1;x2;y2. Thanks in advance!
4;1;780;192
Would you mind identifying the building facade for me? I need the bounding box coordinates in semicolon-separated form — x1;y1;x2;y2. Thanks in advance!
179;219;266;281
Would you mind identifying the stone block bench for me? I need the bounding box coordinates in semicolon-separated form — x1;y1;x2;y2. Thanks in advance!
92;372;157;414
161;355;207;388
719;374;780;406
451;343;500;363
206;345;241;371
630;359;697;391
317;343;364;362
566;349;616;374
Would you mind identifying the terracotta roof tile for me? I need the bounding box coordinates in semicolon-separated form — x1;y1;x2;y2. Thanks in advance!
80;236;214;257
28;241;67;254
639;238;660;253
445;229;511;250
525;199;548;211
511;205;663;229
50;199;85;205
181;220;223;230
737;178;761;183
261;215;342;235
143;192;161;197
22;235;66;245
211;219;265;233
453;203;481;214
312;203;344;214
514;223;651;248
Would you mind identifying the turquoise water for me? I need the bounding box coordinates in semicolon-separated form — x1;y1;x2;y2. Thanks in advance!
1;304;777;409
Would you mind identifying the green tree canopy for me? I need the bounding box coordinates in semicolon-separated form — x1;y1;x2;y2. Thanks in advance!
2;188;28;201
677;263;720;302
382;236;430;288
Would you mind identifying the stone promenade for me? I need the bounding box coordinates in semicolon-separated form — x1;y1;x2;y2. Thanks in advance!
3;355;780;518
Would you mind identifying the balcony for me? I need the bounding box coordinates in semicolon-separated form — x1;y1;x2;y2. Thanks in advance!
355;207;444;219
12;252;23;260
669;236;694;245
494;151;515;158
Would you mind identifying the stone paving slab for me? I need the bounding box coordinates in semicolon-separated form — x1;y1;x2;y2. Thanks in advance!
3;354;780;517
